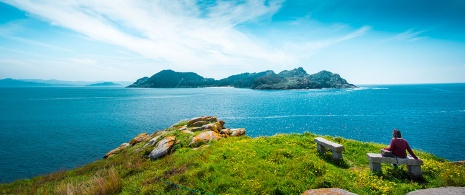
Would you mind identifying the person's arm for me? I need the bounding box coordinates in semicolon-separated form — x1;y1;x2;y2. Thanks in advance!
384;139;395;151
406;142;418;159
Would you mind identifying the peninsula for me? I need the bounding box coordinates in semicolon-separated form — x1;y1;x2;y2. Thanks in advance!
127;67;356;89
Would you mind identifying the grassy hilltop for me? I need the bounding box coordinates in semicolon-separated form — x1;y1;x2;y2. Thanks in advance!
1;119;464;195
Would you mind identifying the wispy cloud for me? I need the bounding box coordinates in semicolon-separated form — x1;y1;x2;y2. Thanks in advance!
2;0;372;78
387;29;427;42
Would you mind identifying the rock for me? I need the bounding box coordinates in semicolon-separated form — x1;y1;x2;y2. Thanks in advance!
406;187;465;195
129;133;151;145
191;127;204;132
230;128;246;136
148;136;176;160
201;123;218;132
191;122;222;132
150;130;164;138
220;129;231;137
187;116;218;127
219;120;226;129
451;160;465;165
189;121;209;127
302;188;357;195
189;131;221;147
104;143;130;158
143;135;162;148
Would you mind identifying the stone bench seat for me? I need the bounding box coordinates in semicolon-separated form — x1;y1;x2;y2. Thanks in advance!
314;137;345;160
367;153;423;177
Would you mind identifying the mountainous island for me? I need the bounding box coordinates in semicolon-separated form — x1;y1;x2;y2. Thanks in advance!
128;67;356;89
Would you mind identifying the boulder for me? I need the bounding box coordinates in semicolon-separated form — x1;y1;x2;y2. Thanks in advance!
218;120;226;129
150;130;164;138
230;128;246;137
189;131;221;147
302;188;357;195
143;135;161;148
191;122;222;132
104;143;130;158
201;123;218;132
188;121;209;127
191;127;204;132
220;129;231;137
129;133;151;145
187;116;218;127
148;136;176;160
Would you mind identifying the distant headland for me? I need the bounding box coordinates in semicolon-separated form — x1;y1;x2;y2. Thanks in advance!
128;67;356;89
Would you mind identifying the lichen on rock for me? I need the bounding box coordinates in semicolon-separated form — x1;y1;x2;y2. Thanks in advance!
104;143;130;158
103;116;246;160
129;133;151;145
148;136;176;160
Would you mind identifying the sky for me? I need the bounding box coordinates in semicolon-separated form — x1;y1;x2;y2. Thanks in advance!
0;0;464;84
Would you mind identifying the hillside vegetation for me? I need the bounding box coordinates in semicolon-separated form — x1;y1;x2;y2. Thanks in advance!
1;119;464;195
127;67;356;89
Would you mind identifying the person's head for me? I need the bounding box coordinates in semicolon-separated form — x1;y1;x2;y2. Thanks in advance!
392;129;402;138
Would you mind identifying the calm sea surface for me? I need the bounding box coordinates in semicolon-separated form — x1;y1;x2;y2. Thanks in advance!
1;84;464;182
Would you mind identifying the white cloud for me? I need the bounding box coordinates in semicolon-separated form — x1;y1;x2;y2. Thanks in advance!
385;29;427;43
2;0;371;79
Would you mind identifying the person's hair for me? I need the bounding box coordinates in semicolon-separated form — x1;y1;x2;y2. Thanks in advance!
393;129;402;138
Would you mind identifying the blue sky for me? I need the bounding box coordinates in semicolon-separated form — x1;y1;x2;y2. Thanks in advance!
0;0;464;84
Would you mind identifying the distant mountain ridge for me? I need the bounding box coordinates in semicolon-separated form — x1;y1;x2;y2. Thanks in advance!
0;78;52;87
86;82;121;87
0;78;131;87
128;67;356;89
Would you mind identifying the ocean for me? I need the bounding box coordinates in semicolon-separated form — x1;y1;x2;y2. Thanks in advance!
0;84;464;183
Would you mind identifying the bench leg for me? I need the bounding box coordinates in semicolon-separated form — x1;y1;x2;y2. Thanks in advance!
317;144;326;153
407;165;422;178
332;151;343;160
369;161;382;172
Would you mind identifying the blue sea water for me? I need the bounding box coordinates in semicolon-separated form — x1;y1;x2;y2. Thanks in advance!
0;84;464;183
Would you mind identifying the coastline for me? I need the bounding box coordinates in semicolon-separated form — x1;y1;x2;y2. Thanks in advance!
1;117;464;194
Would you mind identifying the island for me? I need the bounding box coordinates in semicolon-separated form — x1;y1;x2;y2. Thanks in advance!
86;82;121;87
127;67;356;89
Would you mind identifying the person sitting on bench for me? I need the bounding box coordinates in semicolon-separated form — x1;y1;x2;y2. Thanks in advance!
381;129;422;163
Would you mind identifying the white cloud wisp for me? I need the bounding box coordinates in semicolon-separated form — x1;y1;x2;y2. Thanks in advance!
2;0;372;79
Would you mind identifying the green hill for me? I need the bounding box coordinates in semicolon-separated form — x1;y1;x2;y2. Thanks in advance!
127;67;356;89
1;117;463;195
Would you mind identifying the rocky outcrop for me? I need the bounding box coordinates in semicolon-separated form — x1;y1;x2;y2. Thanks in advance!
189;131;221;147
148;136;176;160
302;188;357;195
129;133;151;145
187;116;218;127
230;128;246;136
143;135;162;148
104;143;130;158
103;116;246;160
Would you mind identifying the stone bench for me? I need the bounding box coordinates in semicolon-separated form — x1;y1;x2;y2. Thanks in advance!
367;153;423;177
314;137;345;160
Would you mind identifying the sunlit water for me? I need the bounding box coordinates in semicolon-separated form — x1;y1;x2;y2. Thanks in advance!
1;84;464;182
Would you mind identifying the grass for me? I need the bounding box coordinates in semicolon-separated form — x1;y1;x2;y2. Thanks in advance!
1;121;464;194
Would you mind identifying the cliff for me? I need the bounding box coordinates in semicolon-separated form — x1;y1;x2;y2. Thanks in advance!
127;67;356;89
